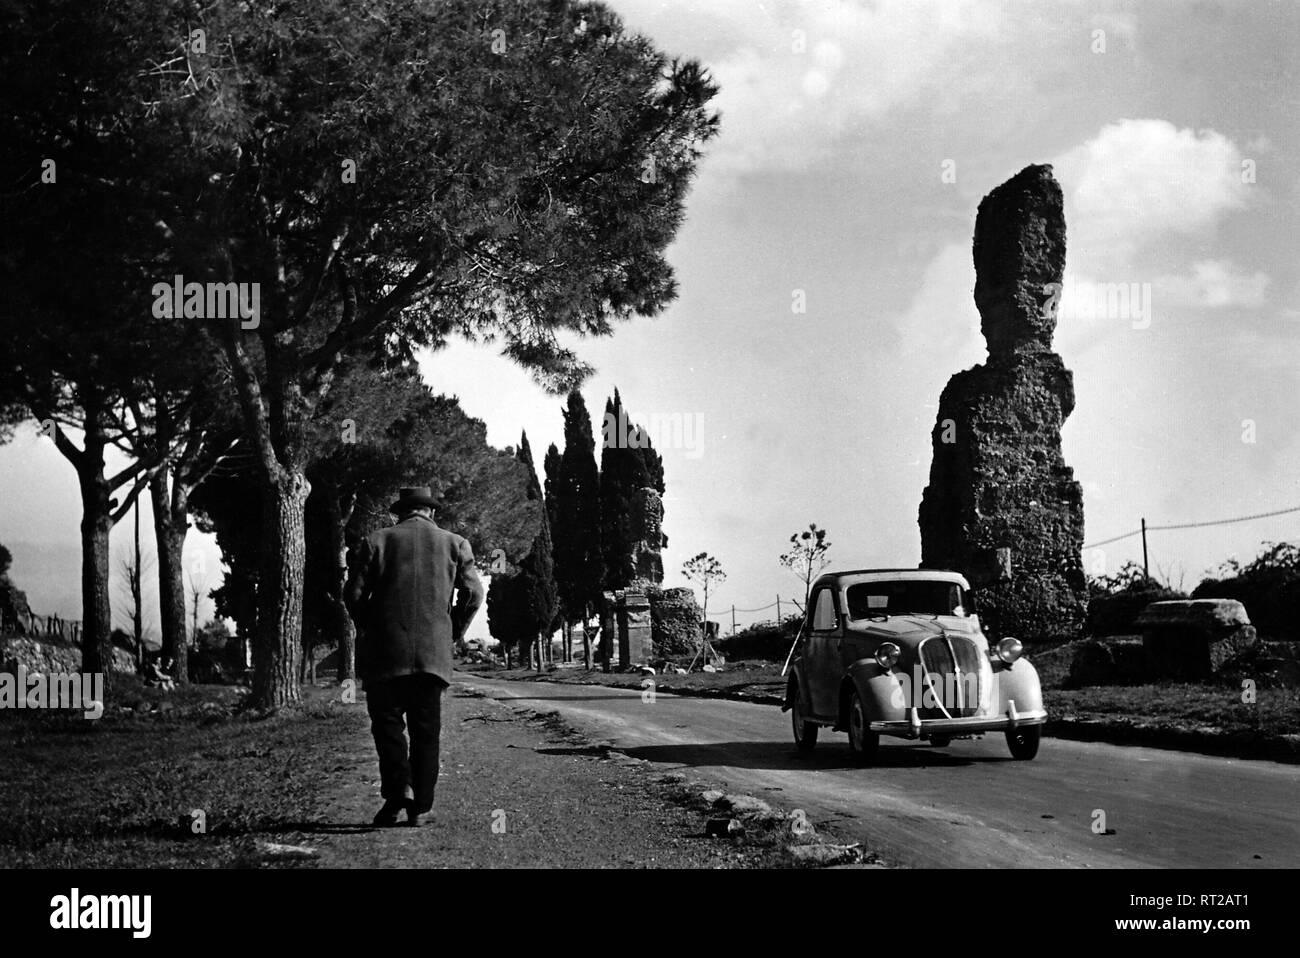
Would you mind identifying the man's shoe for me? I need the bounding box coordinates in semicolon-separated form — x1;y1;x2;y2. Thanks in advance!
372;798;407;827
404;801;429;827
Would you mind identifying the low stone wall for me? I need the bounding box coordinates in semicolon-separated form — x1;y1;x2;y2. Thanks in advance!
1136;599;1256;680
1;635;135;675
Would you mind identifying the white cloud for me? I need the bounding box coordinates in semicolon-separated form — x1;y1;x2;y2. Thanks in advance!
1156;259;1270;309
643;0;1010;176
894;241;982;367
1047;119;1266;354
888;119;1269;370
1053;119;1250;275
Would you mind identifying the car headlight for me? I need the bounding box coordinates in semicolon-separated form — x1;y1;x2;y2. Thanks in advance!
875;642;901;670
996;637;1023;664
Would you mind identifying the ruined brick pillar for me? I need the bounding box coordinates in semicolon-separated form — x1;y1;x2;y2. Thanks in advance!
919;164;1087;641
630;487;665;585
619;590;652;666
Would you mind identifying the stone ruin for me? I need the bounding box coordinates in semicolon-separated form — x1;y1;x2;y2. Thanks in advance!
647;586;702;657
919;164;1088;642
600;587;652;667
1136;599;1257;680
598;485;702;666
630;487;666;584
1066;598;1259;686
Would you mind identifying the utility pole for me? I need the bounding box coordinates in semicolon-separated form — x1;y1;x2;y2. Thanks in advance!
776;595;781;626
1141;517;1150;581
731;604;736;636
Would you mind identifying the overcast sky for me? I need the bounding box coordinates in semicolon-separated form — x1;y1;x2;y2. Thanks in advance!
2;0;1297;639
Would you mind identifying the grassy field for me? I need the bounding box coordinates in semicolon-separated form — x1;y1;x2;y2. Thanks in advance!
0;675;355;867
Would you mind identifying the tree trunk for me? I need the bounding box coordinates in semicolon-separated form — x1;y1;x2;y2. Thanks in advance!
582;617;591;671
321;483;356;685
150;469;190;684
252;470;310;709
131;505;143;672
76;417;114;694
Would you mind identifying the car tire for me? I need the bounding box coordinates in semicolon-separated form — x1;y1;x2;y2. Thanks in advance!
929;735;951;748
1006;725;1041;760
846;689;879;765
791;682;818;753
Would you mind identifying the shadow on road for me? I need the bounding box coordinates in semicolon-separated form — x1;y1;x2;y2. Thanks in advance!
618;740;1020;772
484;694;641;703
285;822;387;835
534;745;610;757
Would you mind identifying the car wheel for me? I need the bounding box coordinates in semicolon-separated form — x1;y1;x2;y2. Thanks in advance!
1006;725;1041;760
846;690;879;765
791;682;818;752
929;735;951;748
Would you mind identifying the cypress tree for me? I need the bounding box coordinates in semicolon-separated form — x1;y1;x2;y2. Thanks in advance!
600;389;649;591
487;432;557;668
486;563;519;666
543;442;562;549
599;388;669;589
553;391;602;665
542;441;566;642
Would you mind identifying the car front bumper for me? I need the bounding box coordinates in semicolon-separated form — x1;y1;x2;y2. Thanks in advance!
869;702;1047;738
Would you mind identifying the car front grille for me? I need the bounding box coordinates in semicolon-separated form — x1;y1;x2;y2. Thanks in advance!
918;636;982;718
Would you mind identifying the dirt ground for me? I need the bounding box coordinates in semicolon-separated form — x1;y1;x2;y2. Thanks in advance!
309;683;818;868
0;675;851;868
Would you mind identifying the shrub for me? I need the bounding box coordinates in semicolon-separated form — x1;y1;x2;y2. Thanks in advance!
1192;542;1300;641
716;614;802;662
1085;560;1186;637
1086;585;1186;636
1064;638;1151;687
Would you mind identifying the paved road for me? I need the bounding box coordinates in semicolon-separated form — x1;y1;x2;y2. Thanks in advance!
459;673;1300;868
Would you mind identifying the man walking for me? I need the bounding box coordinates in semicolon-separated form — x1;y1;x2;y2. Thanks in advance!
345;486;485;827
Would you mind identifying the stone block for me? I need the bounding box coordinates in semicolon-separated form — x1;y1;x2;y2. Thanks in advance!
1137;599;1257;680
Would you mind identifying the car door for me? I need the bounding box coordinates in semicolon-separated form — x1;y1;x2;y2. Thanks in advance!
804;586;843;718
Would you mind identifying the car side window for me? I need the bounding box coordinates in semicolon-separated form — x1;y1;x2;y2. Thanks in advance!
811;588;838;631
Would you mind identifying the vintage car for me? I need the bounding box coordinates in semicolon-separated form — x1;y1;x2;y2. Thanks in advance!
783;569;1044;763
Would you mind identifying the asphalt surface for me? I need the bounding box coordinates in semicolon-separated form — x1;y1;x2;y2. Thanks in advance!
459;673;1300;868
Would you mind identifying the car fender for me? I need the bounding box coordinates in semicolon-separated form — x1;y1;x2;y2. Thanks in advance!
841;659;904;726
989;657;1044;714
782;663;804;712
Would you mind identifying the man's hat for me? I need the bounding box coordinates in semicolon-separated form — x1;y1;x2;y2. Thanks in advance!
389;486;438;514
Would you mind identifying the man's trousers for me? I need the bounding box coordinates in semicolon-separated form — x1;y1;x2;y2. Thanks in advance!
365;673;447;814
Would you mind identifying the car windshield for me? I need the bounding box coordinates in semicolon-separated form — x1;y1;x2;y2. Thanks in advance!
846;580;966;619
